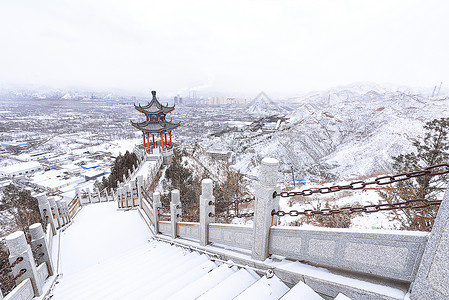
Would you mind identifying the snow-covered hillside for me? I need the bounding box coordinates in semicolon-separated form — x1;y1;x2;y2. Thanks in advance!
202;83;449;182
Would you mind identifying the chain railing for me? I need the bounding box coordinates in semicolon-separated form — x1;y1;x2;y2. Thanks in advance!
0;268;27;295
209;212;255;219
271;199;442;217
273;164;449;198
0;257;23;275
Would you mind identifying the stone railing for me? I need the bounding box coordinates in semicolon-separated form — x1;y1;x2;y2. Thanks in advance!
1;196;56;299
127;157;449;299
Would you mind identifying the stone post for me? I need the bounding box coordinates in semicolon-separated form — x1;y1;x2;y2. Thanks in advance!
137;175;144;208
87;188;92;203
123;185;130;208
37;194;56;235
96;188;101;203
251;157;279;261
123;174;127;183
170;190;181;239
47;197;61;229
105;188;109;202
130;180;138;207
411;184;449;299
200;179;215;246
55;199;65;226
61;200;70;223
75;188;81;206
29;223;54;276
128;169;132;180
117;187;123;208
5;231;43;296
153;192;161;233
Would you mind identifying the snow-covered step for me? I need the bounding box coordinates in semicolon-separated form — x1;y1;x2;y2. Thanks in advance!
91;252;208;300
139;260;218;299
167;264;238;300
54;243;179;290
280;281;324;300
53;243;187;299
197;268;260;300
234;274;289;300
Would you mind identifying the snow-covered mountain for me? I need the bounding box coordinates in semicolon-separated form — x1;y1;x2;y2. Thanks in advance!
202;83;449;181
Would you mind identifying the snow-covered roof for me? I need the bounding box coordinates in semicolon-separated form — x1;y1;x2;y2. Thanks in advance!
0;161;42;173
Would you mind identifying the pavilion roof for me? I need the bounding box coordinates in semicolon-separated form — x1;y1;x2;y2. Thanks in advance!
134;91;175;115
130;119;180;133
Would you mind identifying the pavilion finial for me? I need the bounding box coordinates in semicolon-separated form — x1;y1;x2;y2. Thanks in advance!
151;91;157;97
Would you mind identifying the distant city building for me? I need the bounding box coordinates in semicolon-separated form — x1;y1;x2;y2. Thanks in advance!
174;95;183;104
0;161;43;178
206;97;246;105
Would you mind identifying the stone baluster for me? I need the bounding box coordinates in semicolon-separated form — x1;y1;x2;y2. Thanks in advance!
128;169;132;180
124;185;130;208
251;157;280;261
123;174;127;184
75;188;81;206
96;187;101;203
29;223;54;276
117;187;123;208
130;180;137;207
37;194;56;235
153;192;161;233
86;188;92;203
137;175;144;208
55;199;65;226
200;179;215;246
47;197;61;229
105;188;110;202
170;190;181;239
5;231;43;296
61;200;70;223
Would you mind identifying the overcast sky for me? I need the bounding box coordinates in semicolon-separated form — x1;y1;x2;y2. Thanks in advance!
0;0;448;98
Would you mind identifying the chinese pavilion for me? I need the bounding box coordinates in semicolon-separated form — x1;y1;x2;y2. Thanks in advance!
131;91;180;155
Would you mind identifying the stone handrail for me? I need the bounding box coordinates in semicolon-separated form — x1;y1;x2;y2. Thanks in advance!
129;157;449;299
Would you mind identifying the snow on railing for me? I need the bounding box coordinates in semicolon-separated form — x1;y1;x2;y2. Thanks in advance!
1;223;54;299
121;157;449;298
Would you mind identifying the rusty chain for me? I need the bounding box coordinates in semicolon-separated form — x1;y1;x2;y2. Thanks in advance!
0;257;23;275
271;199;442;217
274;164;449;198
211;197;255;206
209;212;255;218
0;268;27;294
35;253;45;264
32;244;42;255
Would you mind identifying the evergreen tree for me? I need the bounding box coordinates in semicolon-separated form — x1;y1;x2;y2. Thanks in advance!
379;118;449;231
1;184;41;234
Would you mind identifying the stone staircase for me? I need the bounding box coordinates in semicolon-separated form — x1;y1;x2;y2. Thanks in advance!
52;240;350;299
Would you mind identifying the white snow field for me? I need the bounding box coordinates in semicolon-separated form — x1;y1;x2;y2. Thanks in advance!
51;201;352;299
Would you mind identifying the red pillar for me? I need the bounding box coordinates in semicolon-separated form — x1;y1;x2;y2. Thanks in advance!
169;131;172;147
146;133;151;153
142;132;146;148
152;134;155;147
165;133;168;147
161;132;164;149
